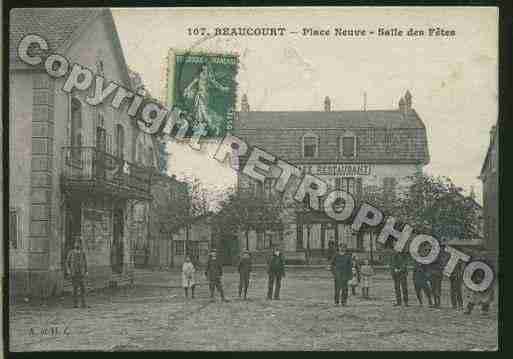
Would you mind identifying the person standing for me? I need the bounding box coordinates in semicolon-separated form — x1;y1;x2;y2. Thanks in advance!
348;260;360;296
65;240;88;308
463;255;495;315
238;250;252;300
391;251;409;306
360;259;374;299
205;250;227;302
413;262;433;306
428;256;444;308
182;255;196;299
267;246;285;300
450;260;464;310
330;244;352;306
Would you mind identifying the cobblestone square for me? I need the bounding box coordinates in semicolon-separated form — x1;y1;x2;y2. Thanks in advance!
9;268;498;351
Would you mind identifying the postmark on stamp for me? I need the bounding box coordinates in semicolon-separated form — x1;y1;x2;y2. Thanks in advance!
163;49;239;138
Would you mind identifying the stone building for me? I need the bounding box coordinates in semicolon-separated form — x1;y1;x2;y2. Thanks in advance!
479;123;499;269
8;9;174;297
232;91;430;263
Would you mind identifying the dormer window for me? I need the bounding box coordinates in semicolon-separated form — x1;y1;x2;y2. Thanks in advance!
302;133;318;158
340;131;357;158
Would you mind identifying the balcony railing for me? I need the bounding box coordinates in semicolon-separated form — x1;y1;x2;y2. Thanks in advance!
61;147;151;198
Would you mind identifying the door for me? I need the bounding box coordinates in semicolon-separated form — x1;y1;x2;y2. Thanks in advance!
112;207;124;273
63;201;82;270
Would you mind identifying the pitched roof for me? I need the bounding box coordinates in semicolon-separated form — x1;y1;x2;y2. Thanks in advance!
9;8;102;64
234;109;425;130
233;109;430;164
479;123;498;177
9;8;132;88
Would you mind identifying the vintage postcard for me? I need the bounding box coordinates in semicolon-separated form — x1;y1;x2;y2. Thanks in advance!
7;6;499;351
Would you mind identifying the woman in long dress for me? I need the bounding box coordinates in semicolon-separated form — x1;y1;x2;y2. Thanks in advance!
183;64;230;136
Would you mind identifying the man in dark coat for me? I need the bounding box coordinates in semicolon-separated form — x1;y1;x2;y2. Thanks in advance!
413;262;433;306
450;260;464;310
238;250;252;300
428;244;450;308
267;246;285;300
65;240;88;308
330;244;352;306
391;251;409;306
205;250;227;302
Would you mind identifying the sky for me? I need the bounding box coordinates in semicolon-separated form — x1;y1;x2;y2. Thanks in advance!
112;7;498;202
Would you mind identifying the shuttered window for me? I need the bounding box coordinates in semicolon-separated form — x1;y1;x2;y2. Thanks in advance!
383;177;397;201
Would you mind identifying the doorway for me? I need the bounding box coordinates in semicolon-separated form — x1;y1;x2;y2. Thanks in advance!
63;201;82;269
111;206;124;274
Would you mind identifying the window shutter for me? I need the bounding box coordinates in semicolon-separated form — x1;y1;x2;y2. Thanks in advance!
356;178;363;200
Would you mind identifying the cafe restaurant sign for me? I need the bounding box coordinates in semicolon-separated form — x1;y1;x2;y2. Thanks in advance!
298;164;372;177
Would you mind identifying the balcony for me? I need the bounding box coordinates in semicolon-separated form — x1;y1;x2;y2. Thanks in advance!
61;147;152;200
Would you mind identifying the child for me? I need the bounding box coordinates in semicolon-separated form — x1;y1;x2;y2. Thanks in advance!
348;260;360;296
413;262;433;306
182;256;196;299
238;250;252;300
360;259;374;299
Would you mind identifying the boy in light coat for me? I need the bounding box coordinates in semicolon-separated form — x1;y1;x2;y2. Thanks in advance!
360;259;374;299
182;255;196;299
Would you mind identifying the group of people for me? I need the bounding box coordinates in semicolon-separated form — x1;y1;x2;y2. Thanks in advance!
64;239;494;316
182;244;495;315
181;247;286;302
391;249;495;314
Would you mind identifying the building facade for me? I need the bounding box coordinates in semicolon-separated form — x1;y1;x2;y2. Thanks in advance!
8;9;169;297
479;123;499;269
232;92;430;263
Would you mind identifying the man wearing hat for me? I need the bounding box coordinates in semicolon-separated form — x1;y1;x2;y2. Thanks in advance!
267;246;286;300
238;250;252;300
205;249;227;302
330;243;352;306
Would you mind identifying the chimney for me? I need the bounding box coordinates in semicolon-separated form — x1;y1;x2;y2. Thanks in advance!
404;90;412;110
324;96;331;112
241;94;250;112
398;96;406;114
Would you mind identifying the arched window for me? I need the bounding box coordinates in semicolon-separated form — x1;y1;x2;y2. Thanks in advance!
340;131;357;158
302;133;318;158
70;98;82;147
115;124;125;159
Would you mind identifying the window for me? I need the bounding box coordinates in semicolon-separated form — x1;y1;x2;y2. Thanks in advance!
70;98;82;146
9;209;20;249
340;132;356;158
302;133;318;158
257;231;273;250
146;147;153;167
115;124;125;159
70;98;83;163
255;181;264;198
335;177;362;197
256;231;264;250
175;240;185;255
137;142;144;165
264;178;274;199
383;177;397;201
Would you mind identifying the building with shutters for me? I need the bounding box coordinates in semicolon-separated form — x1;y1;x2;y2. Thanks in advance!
232;91;430;263
8;8;185;298
479;123;499;270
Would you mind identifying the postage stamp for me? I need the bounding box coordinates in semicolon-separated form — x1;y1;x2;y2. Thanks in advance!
6;5;501;353
163;49;239;137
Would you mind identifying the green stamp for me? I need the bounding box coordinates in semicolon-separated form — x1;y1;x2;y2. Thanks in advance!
162;49;239;138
